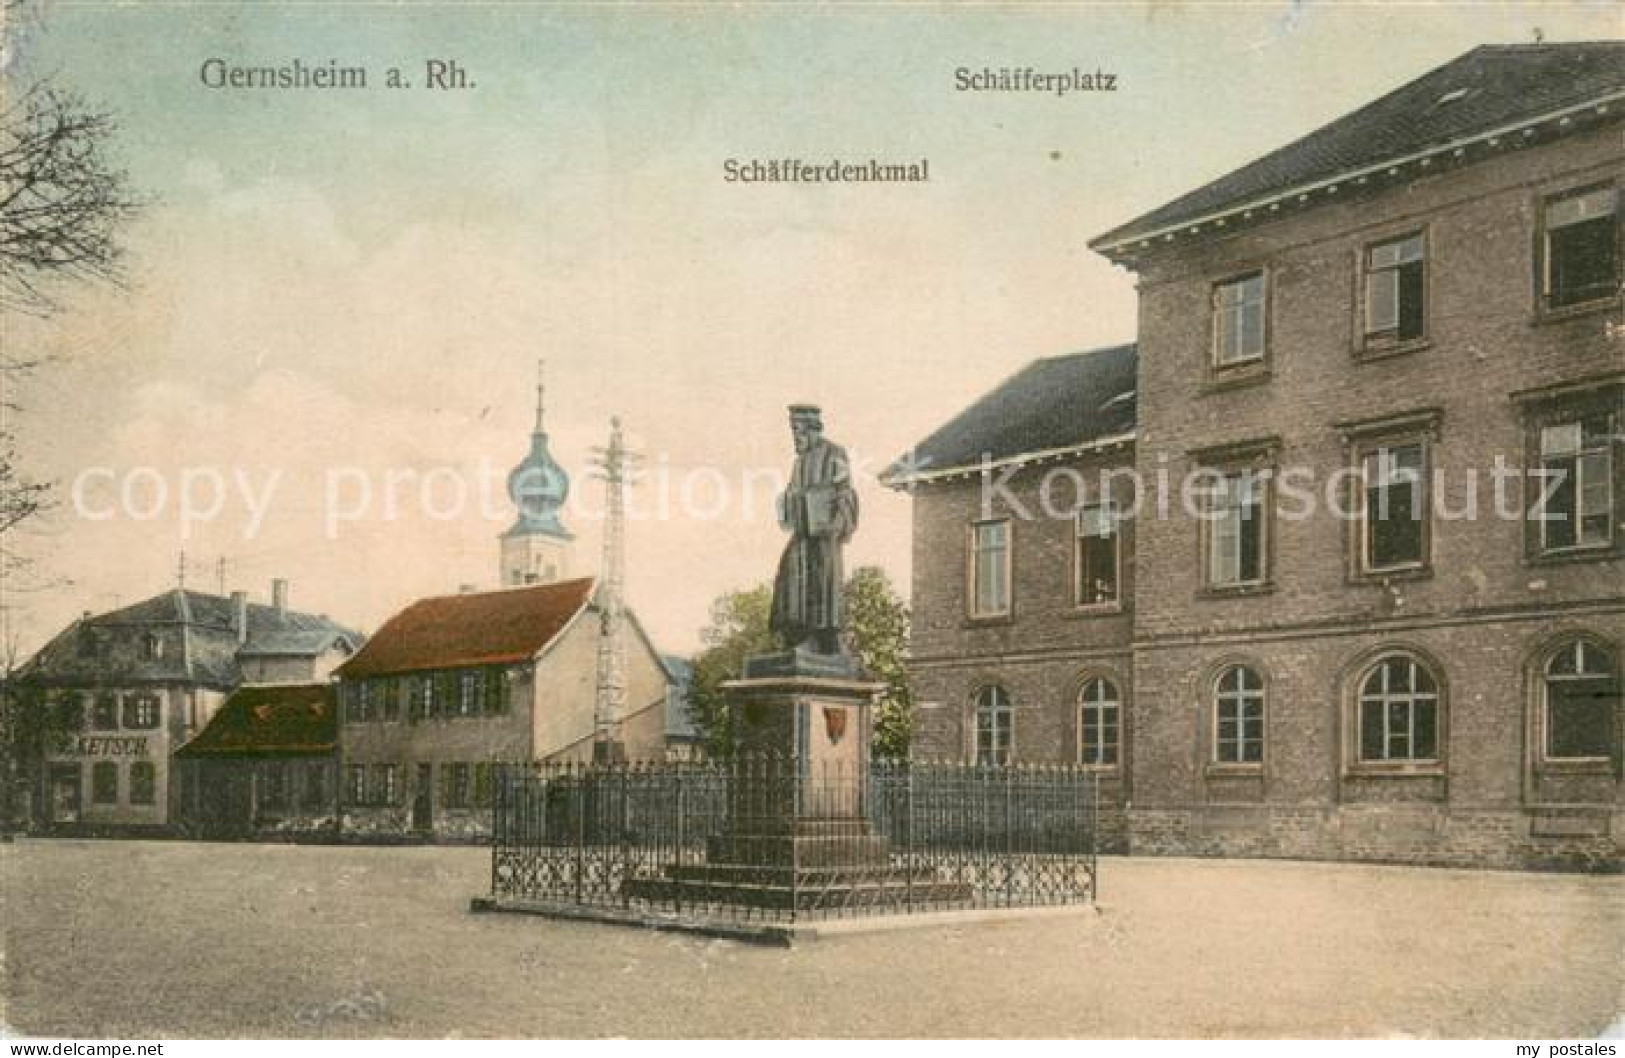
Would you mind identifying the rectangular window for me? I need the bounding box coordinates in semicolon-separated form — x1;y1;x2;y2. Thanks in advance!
92;694;118;731
129;761;156;805
1080;704;1120;767
1207;471;1266;587
1539;417;1614;552
91;761;118;804
123;695;159;730
1214;668;1265;765
1362;443;1427;571
379;678;400;722
484;669;509;715
1359;697;1439;762
1213;272;1266;366
970;520;1011;617
1365;233;1426;342
371;763;399;805
346;764;367;805
458;671;480;717
1075;503;1120;606
441;762;471;809
1544;185;1619;309
975;711;1011;766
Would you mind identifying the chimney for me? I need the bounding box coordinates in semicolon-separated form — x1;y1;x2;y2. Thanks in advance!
271;579;288;617
459;584;478;594
230;591;248;644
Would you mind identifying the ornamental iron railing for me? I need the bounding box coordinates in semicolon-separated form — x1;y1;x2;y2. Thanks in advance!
488;756;1097;922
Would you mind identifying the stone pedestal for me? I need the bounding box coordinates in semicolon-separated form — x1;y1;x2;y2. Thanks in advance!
619;657;973;911
709;672;888;867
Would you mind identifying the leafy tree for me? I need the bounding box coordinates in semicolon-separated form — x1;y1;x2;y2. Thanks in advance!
685;585;778;757
841;566;913;759
684;568;915;758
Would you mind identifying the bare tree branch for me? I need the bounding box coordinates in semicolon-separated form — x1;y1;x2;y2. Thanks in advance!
0;83;140;317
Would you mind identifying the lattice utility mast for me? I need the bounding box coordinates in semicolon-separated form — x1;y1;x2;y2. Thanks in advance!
589;416;638;761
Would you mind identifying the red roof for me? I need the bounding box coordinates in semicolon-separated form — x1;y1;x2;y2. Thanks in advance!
175;683;337;758
335;578;594;679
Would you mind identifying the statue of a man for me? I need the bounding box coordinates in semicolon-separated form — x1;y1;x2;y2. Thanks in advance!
770;405;859;656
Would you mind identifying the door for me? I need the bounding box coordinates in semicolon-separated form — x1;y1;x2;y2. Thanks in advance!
48;764;80;824
412;762;433;832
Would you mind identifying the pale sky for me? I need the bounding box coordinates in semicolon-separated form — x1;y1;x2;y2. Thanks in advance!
3;1;1620;657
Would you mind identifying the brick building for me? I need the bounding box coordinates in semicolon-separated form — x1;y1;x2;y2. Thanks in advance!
10;582;358;834
884;345;1138;850
891;43;1624;869
333;578;672;841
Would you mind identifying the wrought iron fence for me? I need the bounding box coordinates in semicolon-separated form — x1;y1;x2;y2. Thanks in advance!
489;756;1098;922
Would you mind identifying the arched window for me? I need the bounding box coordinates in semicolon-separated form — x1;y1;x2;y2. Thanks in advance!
1214;665;1265;764
1078;677;1121;767
1357;655;1441;762
973;685;1012;766
1544;640;1619;761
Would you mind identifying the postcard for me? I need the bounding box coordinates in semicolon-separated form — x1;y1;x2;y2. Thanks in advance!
2;0;1622;1044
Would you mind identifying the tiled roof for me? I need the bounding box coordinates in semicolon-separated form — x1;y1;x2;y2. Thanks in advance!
1092;43;1625;253
16;589;361;688
883;343;1136;483
335;578;595;679
175;683;337;758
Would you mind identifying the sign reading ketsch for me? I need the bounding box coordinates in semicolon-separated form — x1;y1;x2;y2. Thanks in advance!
54;735;152;758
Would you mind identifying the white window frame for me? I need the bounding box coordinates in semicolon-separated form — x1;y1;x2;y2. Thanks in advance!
123;694;160;730
1538;418;1615;554
373;763;399;805
1359;440;1429;574
968;519;1012;618
1074;501;1121;608
1077;677;1121;769
1356;656;1441;765
1213;665;1265;766
1364;232;1426;341
1205;470;1268;589
1542;184;1619;310
1212;272;1267;367
973;685;1013;766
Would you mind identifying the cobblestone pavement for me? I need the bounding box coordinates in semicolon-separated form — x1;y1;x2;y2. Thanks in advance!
3;839;1620;1038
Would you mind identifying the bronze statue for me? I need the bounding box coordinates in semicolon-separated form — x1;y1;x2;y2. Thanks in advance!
770;405;859;657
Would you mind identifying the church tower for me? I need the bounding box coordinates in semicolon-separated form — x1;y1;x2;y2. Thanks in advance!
500;361;574;587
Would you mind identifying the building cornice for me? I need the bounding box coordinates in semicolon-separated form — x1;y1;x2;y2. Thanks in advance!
880;431;1136;490
1091;91;1625;264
